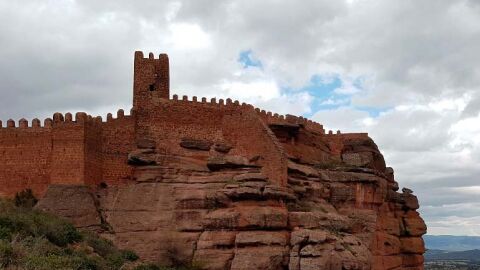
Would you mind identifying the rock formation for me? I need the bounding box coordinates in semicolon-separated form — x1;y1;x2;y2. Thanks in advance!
1;52;426;269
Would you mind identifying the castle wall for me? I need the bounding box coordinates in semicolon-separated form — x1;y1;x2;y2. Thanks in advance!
50;119;86;185
101;111;135;185
84;120;104;187
0;124;52;197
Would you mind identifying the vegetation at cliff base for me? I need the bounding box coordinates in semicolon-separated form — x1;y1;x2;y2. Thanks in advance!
0;197;139;269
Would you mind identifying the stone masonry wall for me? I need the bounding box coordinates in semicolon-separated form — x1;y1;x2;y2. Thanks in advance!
0;122;52;197
0;110;134;197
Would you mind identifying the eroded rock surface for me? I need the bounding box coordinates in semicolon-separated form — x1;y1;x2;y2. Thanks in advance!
38;124;425;270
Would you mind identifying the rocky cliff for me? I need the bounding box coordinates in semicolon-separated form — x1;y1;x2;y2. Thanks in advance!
36;121;426;270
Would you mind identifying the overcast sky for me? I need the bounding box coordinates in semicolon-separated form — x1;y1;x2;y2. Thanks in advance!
1;0;480;236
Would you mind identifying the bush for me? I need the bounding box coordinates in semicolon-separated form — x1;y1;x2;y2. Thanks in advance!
134;264;161;270
14;189;38;208
0;222;13;240
121;249;139;261
83;232;116;257
0;240;15;267
0;200;82;246
42;220;82;247
133;263;204;270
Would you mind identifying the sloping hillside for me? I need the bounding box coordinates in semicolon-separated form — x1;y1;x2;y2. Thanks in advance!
0;193;198;270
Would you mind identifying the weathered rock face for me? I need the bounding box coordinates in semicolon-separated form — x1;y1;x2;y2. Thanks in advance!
37;125;426;270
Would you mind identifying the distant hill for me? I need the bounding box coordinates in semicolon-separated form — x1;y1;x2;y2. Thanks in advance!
425;249;480;262
425;235;480;251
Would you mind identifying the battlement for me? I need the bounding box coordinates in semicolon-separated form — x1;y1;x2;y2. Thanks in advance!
165;94;352;136
0;109;134;130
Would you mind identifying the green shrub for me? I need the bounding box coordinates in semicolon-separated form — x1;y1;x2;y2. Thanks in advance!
121;249;139;261
0;240;15;267
14;189;38;208
0;224;12;240
22;253;99;270
0;204;82;247
44;221;82;247
133;263;204;270
134;264;161;270
83;232;116;257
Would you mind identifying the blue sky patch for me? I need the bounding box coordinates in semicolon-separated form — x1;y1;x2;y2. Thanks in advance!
238;50;262;68
354;106;390;117
285;74;348;117
281;74;389;118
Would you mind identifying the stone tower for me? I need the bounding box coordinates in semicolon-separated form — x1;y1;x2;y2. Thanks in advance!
133;51;170;109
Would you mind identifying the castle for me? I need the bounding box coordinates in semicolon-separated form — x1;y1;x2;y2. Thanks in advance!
0;51;366;198
0;52;426;269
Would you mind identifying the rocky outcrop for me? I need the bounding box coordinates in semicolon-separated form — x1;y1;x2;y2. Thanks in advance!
37;123;426;270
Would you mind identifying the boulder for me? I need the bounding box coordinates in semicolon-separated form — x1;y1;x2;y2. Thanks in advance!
372;232;401;256
35;185;102;229
373;255;402;270
207;155;258;170
232;172;267;182
127;149;156;165
288;161;319;177
214;143;233;153
197;231;237;249
400;237;425;254
235;231;288;247
231;246;288;270
402;254;424;267
222;186;262;200
385;167;394;182
402;213;427;237
136;138;156;149
193;249;234;270
263;185;296;200
402;194;420;210
180;138;213;151
341;152;374;167
290;229;327;245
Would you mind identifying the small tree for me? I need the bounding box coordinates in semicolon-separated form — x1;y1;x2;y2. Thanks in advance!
14;189;38;208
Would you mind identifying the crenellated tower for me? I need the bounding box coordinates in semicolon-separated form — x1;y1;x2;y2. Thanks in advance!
133;51;170;110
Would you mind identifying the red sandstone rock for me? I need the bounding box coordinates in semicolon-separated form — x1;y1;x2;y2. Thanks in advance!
402;254;424;267
235;231;288;247
213;143;233;153
400;237;426;254
35;185;102;229
1;52;427;269
207;155;258;170
127;149;156;165
230;246;288;270
402;212;427;237
180;138;213;151
136;138;156;149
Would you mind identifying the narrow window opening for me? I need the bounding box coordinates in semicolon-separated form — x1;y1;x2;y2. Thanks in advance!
149;84;155;91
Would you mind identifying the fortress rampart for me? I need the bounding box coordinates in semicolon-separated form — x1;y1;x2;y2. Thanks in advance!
0;52;367;197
